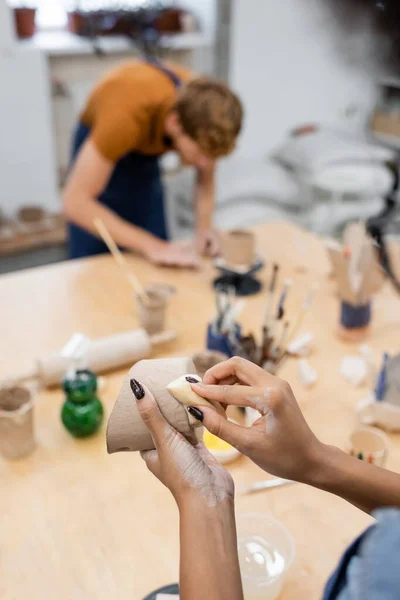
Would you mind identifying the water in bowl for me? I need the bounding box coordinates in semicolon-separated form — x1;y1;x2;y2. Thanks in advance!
238;535;286;600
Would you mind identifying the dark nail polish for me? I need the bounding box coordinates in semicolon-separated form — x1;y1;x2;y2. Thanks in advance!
130;378;145;400
187;406;204;422
186;376;199;384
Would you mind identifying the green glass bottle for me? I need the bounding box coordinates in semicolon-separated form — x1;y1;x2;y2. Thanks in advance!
61;369;104;438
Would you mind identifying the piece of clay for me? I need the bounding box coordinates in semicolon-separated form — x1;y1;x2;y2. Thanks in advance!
192;350;228;378
107;357;221;454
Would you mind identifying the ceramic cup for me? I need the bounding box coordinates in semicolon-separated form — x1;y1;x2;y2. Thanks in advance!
337;300;372;343
221;230;255;267
357;393;400;432
348;426;389;466
0;385;35;459
135;283;175;336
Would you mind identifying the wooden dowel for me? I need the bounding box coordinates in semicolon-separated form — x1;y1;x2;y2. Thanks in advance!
94;218;150;304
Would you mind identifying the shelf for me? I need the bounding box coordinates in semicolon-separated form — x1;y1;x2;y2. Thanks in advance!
18;30;213;58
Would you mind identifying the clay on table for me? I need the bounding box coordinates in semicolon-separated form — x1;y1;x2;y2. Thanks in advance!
192;350;228;378
136;284;173;335
107;357;224;454
221;230;255;266
0;386;35;459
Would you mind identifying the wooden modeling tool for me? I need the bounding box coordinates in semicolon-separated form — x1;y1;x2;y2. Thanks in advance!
94;218;150;305
285;283;318;352
263;263;279;329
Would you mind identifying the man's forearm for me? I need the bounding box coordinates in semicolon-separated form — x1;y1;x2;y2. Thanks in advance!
196;194;214;231
179;496;243;600
64;191;160;255
311;444;400;514
195;169;215;231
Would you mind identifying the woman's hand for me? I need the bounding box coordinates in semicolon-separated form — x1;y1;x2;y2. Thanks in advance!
190;357;326;484
136;384;234;508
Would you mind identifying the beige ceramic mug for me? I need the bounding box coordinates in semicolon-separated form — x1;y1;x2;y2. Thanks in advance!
221;230;255;267
348;426;389;467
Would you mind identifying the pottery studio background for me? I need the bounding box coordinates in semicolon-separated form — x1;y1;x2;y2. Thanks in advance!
2;1;400;600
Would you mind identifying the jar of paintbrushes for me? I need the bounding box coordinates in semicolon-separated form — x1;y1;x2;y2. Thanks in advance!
207;268;318;375
326;223;386;342
207;285;243;356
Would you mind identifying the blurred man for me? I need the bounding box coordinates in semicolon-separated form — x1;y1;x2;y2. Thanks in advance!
63;60;243;266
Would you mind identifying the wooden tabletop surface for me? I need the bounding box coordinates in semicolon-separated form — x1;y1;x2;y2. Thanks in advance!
1;221;400;600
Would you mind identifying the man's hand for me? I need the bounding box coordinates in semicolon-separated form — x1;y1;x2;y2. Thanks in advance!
196;228;221;257
145;240;200;269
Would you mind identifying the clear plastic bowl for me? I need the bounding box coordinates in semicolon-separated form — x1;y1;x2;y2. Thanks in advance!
237;513;295;600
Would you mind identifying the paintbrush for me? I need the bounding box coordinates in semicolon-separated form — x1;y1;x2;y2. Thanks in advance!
221;300;247;333
240;478;295;495
263;263;279;330
272;321;290;360
284;282;318;350
269;278;292;341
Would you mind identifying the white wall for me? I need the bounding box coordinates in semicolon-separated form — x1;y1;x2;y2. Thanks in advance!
0;0;14;48
230;0;376;160
0;46;59;215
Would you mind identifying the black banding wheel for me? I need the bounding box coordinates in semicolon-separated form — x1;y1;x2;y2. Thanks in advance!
143;584;179;599
213;274;262;296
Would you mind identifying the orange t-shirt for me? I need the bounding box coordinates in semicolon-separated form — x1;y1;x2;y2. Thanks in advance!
80;61;192;162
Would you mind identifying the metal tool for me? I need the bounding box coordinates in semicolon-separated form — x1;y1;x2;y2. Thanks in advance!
240;478;295;495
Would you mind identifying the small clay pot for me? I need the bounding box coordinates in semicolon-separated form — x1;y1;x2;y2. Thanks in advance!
13;7;36;39
221;230;255;266
192;350;228;378
18;206;46;224
0;386;35;459
136;289;168;335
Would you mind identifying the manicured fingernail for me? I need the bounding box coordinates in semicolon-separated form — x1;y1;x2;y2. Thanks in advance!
186;376;200;384
130;378;145;400
187;406;204;422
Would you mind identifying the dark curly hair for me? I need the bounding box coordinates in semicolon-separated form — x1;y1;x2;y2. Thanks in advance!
326;0;400;67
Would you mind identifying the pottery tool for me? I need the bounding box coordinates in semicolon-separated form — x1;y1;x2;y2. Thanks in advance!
267;278;292;349
6;329;176;388
94;218;150;305
240;478;295;495
272;321;290;359
285;283;318;350
262;263;279;329
375;352;390;402
221;299;246;333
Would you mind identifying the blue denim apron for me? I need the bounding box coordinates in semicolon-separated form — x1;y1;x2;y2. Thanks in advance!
67;60;182;259
323;508;400;599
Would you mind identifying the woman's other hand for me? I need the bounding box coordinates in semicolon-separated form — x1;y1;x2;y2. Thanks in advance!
136;384;234;508
190;357;325;484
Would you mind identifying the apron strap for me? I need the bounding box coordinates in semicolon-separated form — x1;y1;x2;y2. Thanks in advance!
145;58;183;89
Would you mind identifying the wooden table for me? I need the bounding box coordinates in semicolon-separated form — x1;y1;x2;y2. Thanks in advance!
1;221;400;600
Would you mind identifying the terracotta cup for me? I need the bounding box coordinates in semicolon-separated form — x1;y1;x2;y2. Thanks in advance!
348;426;389;467
221;230;255;267
0;386;35;459
135;284;175;335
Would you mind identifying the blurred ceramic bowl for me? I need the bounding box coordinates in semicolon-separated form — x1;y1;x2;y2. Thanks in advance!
203;419;241;464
